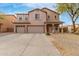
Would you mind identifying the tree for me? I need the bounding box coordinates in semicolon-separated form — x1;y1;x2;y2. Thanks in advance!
0;14;5;32
56;3;79;32
0;13;5;20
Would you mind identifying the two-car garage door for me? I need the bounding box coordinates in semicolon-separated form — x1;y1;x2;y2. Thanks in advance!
28;25;44;33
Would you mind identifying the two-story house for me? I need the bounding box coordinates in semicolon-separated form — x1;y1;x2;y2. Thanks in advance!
13;8;63;33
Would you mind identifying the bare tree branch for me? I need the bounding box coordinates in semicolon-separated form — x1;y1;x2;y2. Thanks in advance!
67;10;73;19
74;15;79;22
73;8;79;17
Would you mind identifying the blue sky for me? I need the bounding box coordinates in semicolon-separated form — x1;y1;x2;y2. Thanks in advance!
0;3;79;25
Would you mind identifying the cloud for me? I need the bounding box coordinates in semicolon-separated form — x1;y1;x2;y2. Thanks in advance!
0;3;76;25
0;3;57;14
0;3;30;14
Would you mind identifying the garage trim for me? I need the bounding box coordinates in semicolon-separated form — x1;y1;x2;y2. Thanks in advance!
16;25;25;33
27;25;45;33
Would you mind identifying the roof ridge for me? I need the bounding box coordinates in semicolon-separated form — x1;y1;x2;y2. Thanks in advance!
42;7;59;14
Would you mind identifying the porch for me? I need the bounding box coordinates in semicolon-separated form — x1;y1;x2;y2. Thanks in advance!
44;21;63;33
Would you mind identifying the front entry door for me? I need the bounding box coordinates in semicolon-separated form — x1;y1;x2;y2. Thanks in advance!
48;26;52;33
47;24;52;33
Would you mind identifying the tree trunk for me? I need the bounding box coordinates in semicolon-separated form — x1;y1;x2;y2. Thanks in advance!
72;21;76;33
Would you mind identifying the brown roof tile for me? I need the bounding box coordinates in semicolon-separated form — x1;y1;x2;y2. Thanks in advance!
13;22;31;24
28;8;47;14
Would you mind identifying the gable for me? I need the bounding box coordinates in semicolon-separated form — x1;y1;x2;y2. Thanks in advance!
42;8;59;21
28;9;47;14
42;8;59;15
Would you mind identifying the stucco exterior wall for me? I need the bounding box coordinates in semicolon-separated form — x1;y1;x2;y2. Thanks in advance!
0;15;16;32
16;8;59;25
42;8;59;22
14;8;61;33
28;10;47;25
16;14;29;22
68;24;79;33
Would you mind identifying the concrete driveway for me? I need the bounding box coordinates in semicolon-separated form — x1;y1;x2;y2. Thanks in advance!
0;33;60;56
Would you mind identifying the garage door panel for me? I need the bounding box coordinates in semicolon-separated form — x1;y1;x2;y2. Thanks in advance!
28;26;44;33
16;27;25;33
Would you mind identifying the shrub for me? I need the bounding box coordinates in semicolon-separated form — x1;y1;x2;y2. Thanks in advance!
46;32;50;35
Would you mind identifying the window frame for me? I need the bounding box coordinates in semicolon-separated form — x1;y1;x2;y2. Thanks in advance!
25;17;28;20
55;15;57;19
35;14;40;20
19;17;22;21
48;15;50;20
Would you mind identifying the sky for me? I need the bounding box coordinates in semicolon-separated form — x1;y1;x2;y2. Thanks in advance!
0;3;79;25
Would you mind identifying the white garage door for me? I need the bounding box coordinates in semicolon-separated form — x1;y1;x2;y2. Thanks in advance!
28;26;44;33
16;27;25;33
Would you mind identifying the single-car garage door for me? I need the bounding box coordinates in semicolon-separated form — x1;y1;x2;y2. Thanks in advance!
28;25;44;33
16;26;25;33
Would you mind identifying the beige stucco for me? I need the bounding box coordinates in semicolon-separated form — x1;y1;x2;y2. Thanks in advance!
16;8;59;25
16;14;29;22
68;24;79;32
0;15;16;32
42;8;59;22
28;9;47;25
14;8;62;33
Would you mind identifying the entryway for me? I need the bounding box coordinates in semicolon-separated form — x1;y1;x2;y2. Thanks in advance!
46;24;52;33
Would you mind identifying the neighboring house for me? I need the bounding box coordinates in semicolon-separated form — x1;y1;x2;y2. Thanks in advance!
67;24;79;33
0;15;16;32
13;8;63;33
59;25;68;33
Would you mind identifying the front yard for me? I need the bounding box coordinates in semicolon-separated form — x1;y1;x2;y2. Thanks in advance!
50;33;79;56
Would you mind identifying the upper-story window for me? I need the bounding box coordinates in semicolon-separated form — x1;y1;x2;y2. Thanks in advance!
19;17;22;20
55;15;56;19
35;14;40;20
25;17;28;20
48;15;50;20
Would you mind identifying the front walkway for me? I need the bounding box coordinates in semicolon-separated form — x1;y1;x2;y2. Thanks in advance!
0;33;60;56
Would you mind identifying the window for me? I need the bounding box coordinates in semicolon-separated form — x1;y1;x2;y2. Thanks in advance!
48;16;50;19
19;17;22;20
47;15;50;21
25;17;28;20
55;15;56;19
35;14;40;20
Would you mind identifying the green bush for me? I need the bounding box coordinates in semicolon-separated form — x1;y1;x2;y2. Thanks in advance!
46;32;50;35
